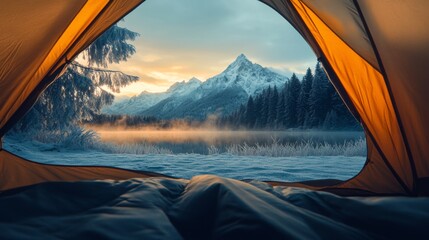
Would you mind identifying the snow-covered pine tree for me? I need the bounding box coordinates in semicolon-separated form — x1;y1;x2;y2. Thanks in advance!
11;24;139;143
81;24;139;68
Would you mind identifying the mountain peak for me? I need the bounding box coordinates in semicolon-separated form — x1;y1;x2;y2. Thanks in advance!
224;54;253;74
234;53;251;64
237;53;248;60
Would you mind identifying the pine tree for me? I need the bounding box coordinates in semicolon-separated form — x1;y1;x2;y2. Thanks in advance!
276;93;286;128
319;63;359;129
267;86;279;126
308;62;328;128
323;110;338;130
218;65;359;130
285;74;301;128
329;86;358;129
297;68;313;127
253;94;263;129
279;80;290;126
82;24;139;67
259;87;271;128
243;96;255;128
13;24;139;133
237;104;246;126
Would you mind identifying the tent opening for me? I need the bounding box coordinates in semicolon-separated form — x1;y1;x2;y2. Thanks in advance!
2;0;366;191
4;0;427;196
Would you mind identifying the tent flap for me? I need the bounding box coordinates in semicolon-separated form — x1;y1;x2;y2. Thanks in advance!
264;0;429;195
0;0;145;136
0;149;168;191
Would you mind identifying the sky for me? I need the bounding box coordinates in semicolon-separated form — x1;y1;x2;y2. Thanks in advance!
107;0;316;97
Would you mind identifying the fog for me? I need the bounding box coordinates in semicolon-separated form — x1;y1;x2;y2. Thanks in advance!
89;126;364;146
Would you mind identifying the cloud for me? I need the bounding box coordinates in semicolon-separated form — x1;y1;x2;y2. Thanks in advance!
139;74;173;86
115;76;173;96
147;71;187;83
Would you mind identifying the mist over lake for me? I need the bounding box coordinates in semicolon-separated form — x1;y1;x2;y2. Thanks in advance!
93;128;365;155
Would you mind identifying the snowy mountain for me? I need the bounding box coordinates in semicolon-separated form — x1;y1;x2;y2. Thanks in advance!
105;54;289;119
103;77;202;115
200;54;288;96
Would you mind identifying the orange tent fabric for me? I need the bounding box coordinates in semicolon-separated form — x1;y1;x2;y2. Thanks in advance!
1;0;428;195
262;0;429;195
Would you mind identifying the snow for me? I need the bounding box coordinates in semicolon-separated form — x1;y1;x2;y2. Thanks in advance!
4;137;365;182
103;77;202;115
200;53;288;96
166;77;202;96
103;92;168;115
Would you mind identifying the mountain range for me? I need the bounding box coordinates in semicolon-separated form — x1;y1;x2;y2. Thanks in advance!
103;54;289;119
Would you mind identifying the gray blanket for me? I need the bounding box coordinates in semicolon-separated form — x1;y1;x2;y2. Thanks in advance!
0;175;428;239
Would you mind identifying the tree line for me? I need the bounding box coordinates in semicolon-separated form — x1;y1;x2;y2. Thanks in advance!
218;62;360;130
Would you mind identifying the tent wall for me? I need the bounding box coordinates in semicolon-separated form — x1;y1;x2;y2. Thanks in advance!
0;150;168;191
0;0;89;132
263;0;429;195
357;1;429;181
0;0;145;136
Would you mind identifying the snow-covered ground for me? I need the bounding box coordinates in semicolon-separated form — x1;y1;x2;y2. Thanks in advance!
4;137;366;182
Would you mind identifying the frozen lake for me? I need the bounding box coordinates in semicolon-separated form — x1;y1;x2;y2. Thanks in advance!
5;130;367;182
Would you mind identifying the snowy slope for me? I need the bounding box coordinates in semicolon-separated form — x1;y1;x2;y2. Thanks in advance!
102;92;167;115
103;77;202;115
140;54;289;119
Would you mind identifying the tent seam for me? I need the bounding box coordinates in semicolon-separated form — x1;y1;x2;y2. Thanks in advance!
353;0;418;195
299;1;380;72
291;0;410;194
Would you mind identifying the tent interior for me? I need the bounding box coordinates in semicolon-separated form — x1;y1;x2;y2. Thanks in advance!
1;0;429;238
